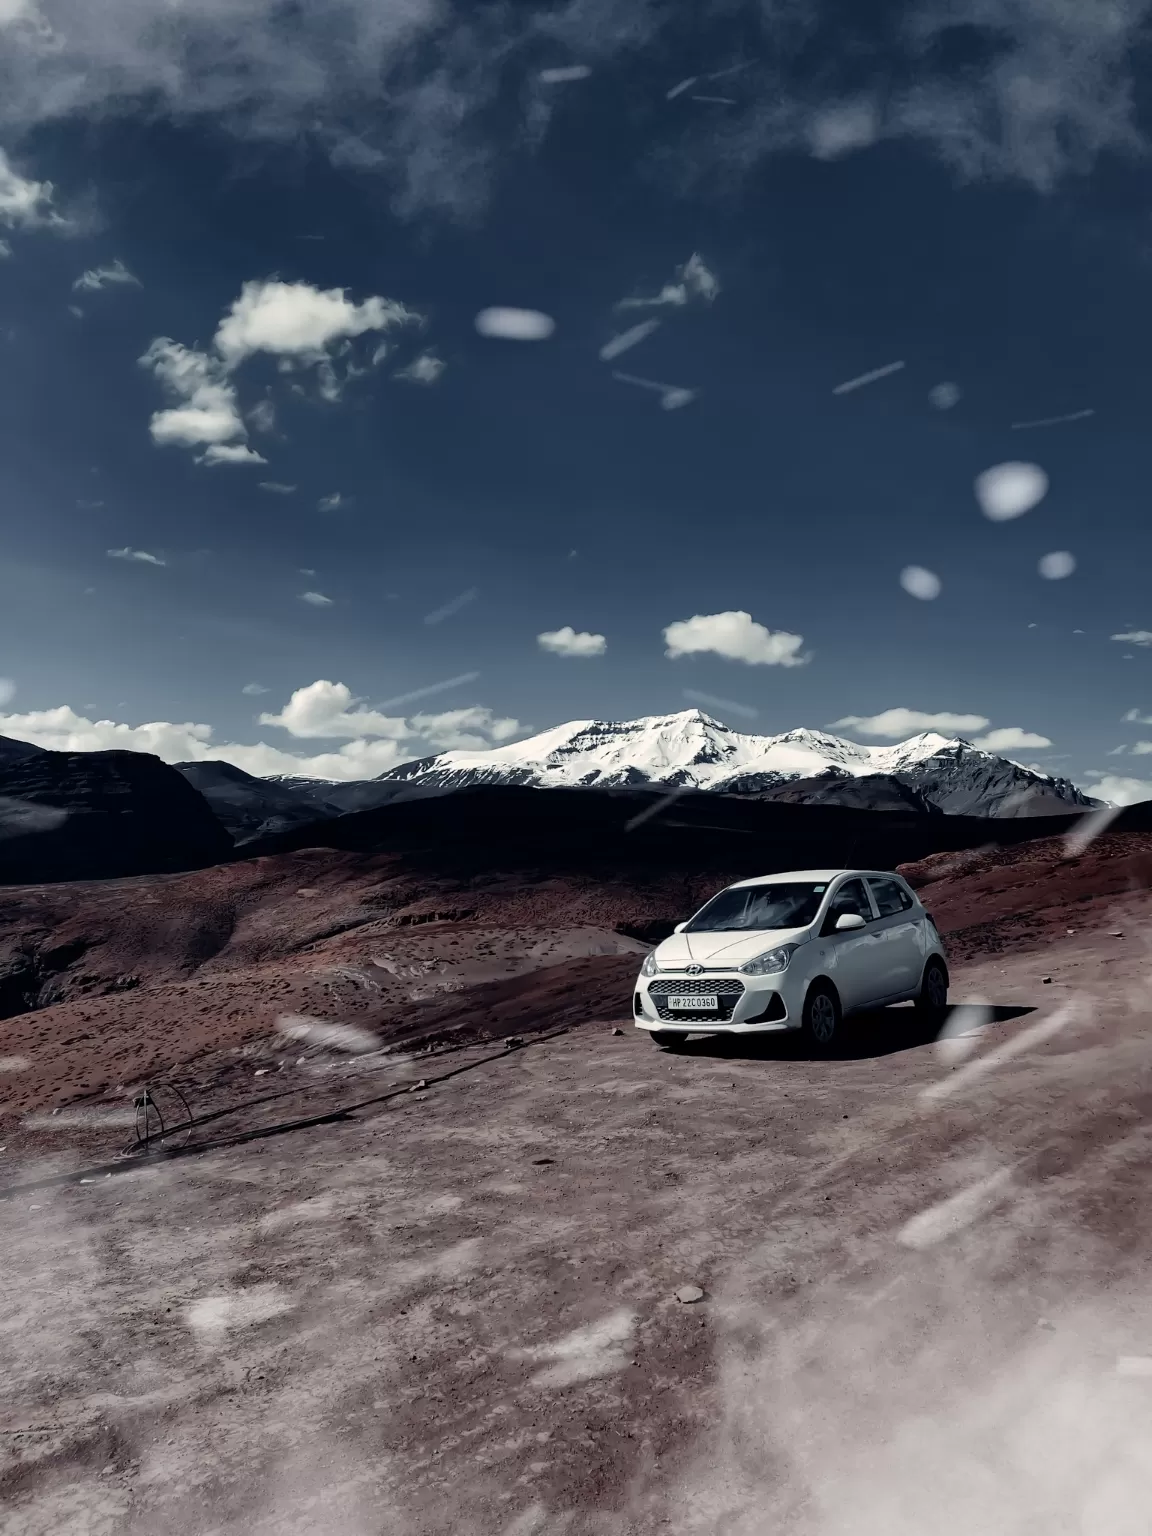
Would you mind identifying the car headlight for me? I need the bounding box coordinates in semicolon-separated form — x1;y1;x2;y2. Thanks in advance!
738;944;795;976
641;951;662;977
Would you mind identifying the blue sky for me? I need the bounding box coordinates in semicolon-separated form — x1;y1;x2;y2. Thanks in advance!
2;0;1152;799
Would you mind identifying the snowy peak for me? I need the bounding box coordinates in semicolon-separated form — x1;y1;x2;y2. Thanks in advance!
370;709;1098;816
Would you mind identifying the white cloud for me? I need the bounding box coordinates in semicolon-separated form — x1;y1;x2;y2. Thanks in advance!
199;442;267;467
971;727;1053;752
299;590;334;607
475;307;555;341
0;237;10;259
0;701;407;781
241;682;269;696
259;481;296;495
1113;631;1152;647
1132;742;1152;756
617;252;720;310
317;492;344;512
259;680;409;740
408;706;522;750
139;338;246;449
832;709;990;739
107;546;164;566
394;350;445;384
537;626;607;658
663;611;806;667
0;146;62;229
0;681;525;782
1084;774;1152;808
899;565;941;600
215;279;420;367
974;462;1049;521
72;257;139;292
0;705;214;761
1123;708;1152;724
0;677;14;708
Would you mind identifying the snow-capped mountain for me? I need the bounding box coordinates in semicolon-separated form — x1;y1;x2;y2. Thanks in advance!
363;709;1100;818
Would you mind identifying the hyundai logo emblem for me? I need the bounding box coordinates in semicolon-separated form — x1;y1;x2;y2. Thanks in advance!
687;963;704;976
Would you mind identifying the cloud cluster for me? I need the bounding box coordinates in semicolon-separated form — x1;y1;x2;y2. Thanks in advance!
0;679;523;781
139;278;422;465
832;708;1051;751
1085;773;1152;807
0;0;1147;225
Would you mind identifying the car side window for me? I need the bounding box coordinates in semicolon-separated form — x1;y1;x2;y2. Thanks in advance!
868;877;911;917
821;878;872;934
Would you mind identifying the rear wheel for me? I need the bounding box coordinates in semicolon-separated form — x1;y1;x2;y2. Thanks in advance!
650;1030;688;1049
916;958;949;1021
801;983;841;1051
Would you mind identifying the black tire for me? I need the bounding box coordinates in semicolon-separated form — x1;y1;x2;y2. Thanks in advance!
916;958;949;1021
650;1030;688;1049
801;983;841;1051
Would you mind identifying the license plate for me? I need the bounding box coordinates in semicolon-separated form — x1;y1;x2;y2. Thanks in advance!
667;994;719;1011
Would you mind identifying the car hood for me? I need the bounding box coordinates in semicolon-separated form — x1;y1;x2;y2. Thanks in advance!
654;927;812;967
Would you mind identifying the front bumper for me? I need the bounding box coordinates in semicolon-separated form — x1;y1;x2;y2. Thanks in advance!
633;970;802;1033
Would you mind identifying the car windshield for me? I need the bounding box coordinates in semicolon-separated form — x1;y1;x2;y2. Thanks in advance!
685;882;828;933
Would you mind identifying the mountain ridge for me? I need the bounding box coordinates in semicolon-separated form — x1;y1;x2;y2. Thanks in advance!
358;709;1100;818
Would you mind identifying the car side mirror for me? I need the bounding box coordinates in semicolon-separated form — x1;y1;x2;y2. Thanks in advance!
673;922;687;934
834;912;866;932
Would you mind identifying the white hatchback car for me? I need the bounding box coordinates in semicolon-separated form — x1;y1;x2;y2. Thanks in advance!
633;868;948;1049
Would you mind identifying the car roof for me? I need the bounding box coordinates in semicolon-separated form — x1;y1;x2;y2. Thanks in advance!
727;869;909;889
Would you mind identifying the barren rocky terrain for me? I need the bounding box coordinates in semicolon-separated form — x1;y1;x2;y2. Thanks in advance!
2;824;1152;1533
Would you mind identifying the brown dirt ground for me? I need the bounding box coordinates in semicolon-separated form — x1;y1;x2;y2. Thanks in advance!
2;832;1152;1533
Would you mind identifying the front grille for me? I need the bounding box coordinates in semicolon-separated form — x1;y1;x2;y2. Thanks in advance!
648;976;745;1023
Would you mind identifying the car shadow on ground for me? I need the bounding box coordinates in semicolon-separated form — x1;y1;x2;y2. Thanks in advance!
659;1003;1036;1063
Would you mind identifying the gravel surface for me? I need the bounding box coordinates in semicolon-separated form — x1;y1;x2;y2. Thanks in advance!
3;832;1152;1532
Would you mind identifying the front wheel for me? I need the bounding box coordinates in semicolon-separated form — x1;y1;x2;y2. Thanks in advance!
650;1030;688;1049
801;984;841;1051
916;958;949;1021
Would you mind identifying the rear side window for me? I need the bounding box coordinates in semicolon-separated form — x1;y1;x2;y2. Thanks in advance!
868;877;914;916
826;878;872;921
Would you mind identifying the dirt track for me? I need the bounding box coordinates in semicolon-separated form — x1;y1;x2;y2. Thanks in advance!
4;924;1152;1535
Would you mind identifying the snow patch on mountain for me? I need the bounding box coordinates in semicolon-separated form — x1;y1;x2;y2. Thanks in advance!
375;711;985;791
353;709;1099;816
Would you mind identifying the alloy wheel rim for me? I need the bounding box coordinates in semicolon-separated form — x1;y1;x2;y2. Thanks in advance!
928;969;947;1007
811;995;836;1042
